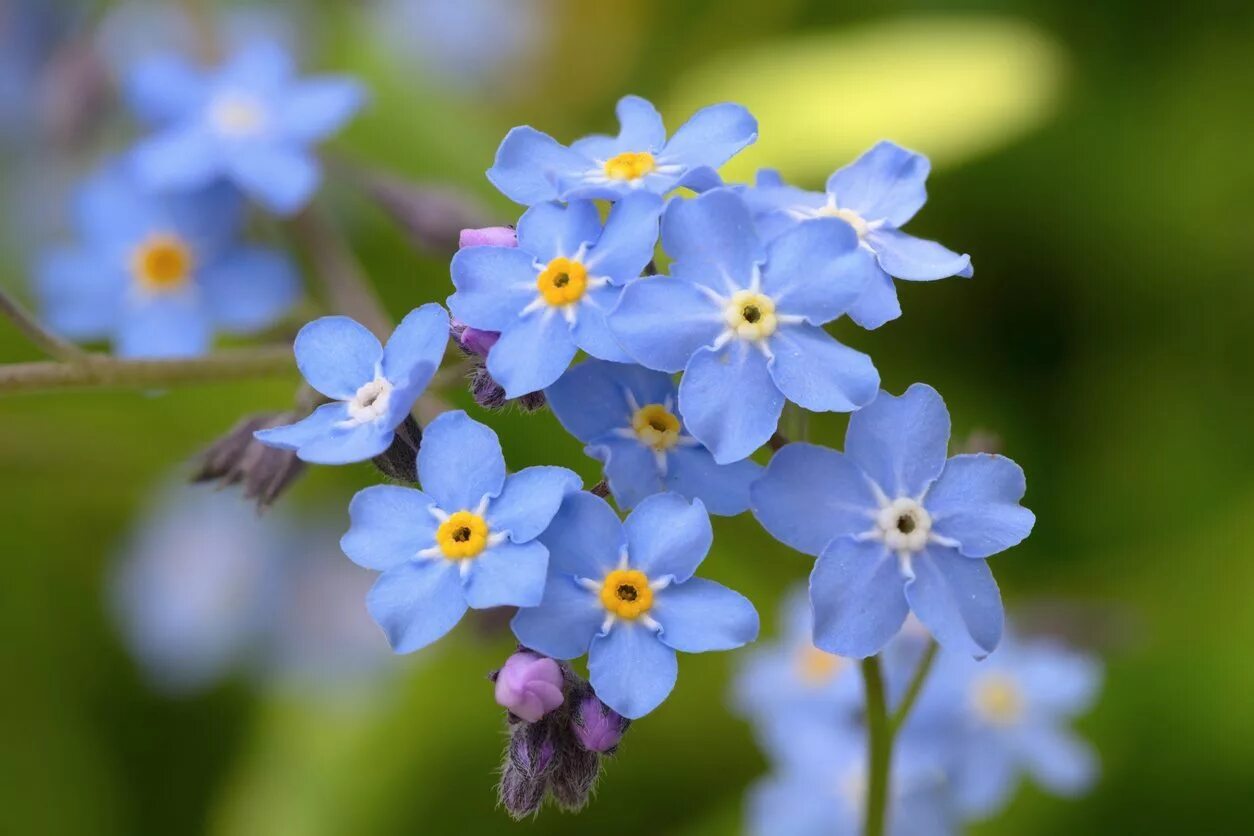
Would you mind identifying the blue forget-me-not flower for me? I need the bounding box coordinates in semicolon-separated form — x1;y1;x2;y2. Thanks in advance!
255;305;449;464
743;141;972;330
751;383;1035;659
610;188;881;464
449;192;662;397
545;359;761;515
511;492;759;718
488;95;757;205
342;410;581;653
35;160;298;358
126;39;364;214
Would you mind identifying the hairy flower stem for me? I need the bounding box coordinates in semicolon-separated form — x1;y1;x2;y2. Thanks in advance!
861;656;892;836
0;286;91;363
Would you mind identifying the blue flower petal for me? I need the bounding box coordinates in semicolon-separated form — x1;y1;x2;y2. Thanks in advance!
487;466;582;543
610;95;667;152
292;416;395;464
585;192;663;284
678;342;784;464
417;410;507;511
609;276;723;373
623;493;712;582
925;454;1035;558
545;359;673;442
665;445;761;516
463;539;550;609
132;126;221;191
1019;644;1102;716
447;245;538;332
868;227;972;281
125;53;205;125
199;247;299;332
487;126;589;205
750;442;877;556
767;324;879;413
254;401;348;452
570;283;631;363
661;103;758;171
845;383;950;499
341;484;439;571
661;189;764;290
516;200;601;264
36;248;124;340
671;165;724;193
225;144;320;215
278;77;365;142
538;491;623;579
826;140;929;227
847;267;902;330
486;309;578;397
294;315;381;400
1018;727;1098;796
382;303;449;393
216;39;294;92
367;560;466;653
653;577;758;652
510;574;602;659
904;546;1003;658
117;294;212;358
762;219;877;324
953;740;1018;816
588;622;678;718
596;438;664;509
810;538;909;658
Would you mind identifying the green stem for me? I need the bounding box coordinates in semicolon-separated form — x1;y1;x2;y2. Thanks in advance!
861;656;892;836
890;640;938;734
288;207;394;341
0;286;91;363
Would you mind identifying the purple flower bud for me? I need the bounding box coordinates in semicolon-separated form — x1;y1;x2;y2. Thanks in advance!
459;325;500;358
459;225;517;249
495;652;565;723
572;694;629;752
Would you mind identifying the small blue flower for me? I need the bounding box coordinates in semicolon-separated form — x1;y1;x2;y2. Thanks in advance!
751;384;1035;659
35;161;298;358
341;410;581;653
449;193;661;397
743;142;972;330
487;95;757;205
610;188;881;463
255;305;449;465
511;492;759;718
545;359;761;515
126;39;364;214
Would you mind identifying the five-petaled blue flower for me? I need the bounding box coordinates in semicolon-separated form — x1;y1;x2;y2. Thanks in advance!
511;492;759;718
255;305;449;464
487;95;757;205
449;192;662;397
126;39;365;214
743;141;972;330
610;188;881;464
545;359;761;515
751;383;1035;659
341;410;581;653
35;161;298;358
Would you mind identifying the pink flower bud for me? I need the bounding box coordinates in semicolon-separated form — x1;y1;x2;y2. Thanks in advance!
494;652;564;723
572;694;628;752
459;225;517;249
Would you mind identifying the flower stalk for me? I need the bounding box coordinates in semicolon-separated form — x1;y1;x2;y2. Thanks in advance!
0;346;295;395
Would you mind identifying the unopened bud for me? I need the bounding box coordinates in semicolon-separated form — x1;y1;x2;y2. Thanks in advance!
450;318;499;358
193;413;306;509
371;415;422;483
459;225;517;249
571;693;629;753
494;652;565;723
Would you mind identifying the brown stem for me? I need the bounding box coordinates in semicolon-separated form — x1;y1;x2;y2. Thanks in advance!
0;286;91;363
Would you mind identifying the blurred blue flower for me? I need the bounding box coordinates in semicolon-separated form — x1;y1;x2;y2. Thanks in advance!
255;306;449;464
341;410;580;654
35;160;298;357
610;188;880;463
743;142;973;330
449;193;661;397
488;95;757;205
125;39;364;214
545;359;761;515
511;492;758;718
751;384;1035;659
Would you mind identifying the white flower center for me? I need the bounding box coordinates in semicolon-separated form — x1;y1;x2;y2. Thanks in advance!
816;205;870;238
723;289;778;341
876;497;932;553
347;377;393;423
971;673;1025;726
208;92;268;137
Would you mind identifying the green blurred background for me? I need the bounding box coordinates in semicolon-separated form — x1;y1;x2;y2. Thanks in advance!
3;0;1252;833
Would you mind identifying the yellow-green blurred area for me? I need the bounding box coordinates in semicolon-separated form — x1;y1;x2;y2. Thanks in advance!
2;0;1253;833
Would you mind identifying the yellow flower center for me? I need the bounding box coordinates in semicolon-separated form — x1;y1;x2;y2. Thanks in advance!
209;93;267;137
599;569;654;619
631;403;682;451
724;290;778;340
817;205;870;238
435;511;490;559
971;673;1024;726
131;234;193;292
536;257;589;306
603;151;656;181
795;644;847;687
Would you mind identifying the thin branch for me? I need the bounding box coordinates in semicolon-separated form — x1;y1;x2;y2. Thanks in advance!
0;286;92;363
288;206;394;341
889;639;939;734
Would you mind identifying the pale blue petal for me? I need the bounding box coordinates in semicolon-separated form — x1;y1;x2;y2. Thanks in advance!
341;485;439;571
767;324;879;413
905;547;1003;658
516;200;601;263
665;445;760;516
845;383;951;499
254;401;348;451
216;39;294;92
278;77;364;142
293;416;394;464
622;493;712;582
545;359;672;441
417;410;506;510
810;538;909;658
132;126;221;191
585;192;663;283
679;342;784;464
199;247;299;332
568;284;629;363
653;577;758;652
748;776;850;836
35;248;124;340
847;267;902;330
116;294;212;358
868;227;972;281
925;454;1035;558
588;622;678;719
537;491;623;579
487;126;589;205
463;539;549;609
293;315;381;400
226;144;320;215
447;245;538;331
953;739;1018;816
510;574;603;659
762;219;878;324
611;95;666;151
1018;727;1098;796
671;165;724;193
486;309;578;397
595;438;665;510
367;560;466;653
1019;643;1102;716
750;442;877;557
608;276;723;373
826;140;929;227
382;303;449;391
125;53;206;125
661;103;758;170
487;466;582;543
661;189;764;290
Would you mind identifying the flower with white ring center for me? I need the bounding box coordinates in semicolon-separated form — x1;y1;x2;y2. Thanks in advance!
346;377;393;424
